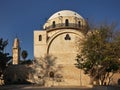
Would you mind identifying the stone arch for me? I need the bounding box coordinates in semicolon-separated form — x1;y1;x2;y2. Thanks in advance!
47;29;84;54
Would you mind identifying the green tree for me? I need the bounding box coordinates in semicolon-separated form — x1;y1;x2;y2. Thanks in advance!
21;50;28;61
75;24;120;85
0;38;12;77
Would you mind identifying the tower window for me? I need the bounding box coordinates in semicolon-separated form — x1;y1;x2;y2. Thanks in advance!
65;19;69;26
52;21;56;28
39;35;42;41
65;34;71;40
78;21;81;27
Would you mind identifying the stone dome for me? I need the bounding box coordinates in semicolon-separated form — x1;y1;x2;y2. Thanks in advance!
48;10;84;20
43;10;86;30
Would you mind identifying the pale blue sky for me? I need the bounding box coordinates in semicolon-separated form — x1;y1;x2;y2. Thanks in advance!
0;0;120;59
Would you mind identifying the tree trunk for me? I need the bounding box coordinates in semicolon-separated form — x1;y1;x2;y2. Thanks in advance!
108;73;114;85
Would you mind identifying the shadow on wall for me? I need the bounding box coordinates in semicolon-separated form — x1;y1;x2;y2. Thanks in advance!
3;65;33;85
93;86;120;90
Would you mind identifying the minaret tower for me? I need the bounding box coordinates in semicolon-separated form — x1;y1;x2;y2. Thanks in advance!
12;38;21;65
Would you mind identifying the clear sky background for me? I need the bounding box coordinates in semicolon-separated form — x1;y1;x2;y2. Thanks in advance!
0;0;120;60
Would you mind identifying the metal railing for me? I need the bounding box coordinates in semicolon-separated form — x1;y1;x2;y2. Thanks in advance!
44;23;84;30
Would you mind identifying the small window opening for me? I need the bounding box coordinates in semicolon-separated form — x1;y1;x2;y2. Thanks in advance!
52;21;56;28
65;19;69;26
65;34;71;40
49;71;54;78
39;35;42;41
78;21;81;27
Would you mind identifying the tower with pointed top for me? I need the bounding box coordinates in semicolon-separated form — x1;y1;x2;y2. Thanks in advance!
12;38;21;65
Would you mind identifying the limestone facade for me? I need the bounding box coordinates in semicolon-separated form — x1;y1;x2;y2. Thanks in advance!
34;10;90;86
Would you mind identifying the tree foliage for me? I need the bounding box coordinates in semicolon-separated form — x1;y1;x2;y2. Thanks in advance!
21;50;28;60
0;38;12;76
75;24;120;85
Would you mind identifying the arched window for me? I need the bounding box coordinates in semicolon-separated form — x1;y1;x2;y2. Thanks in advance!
39;35;42;41
65;19;69;26
78;21;81;27
49;71;54;78
52;21;56;28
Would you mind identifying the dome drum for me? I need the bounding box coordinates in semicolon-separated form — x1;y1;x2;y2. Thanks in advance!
44;22;85;30
43;10;87;30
